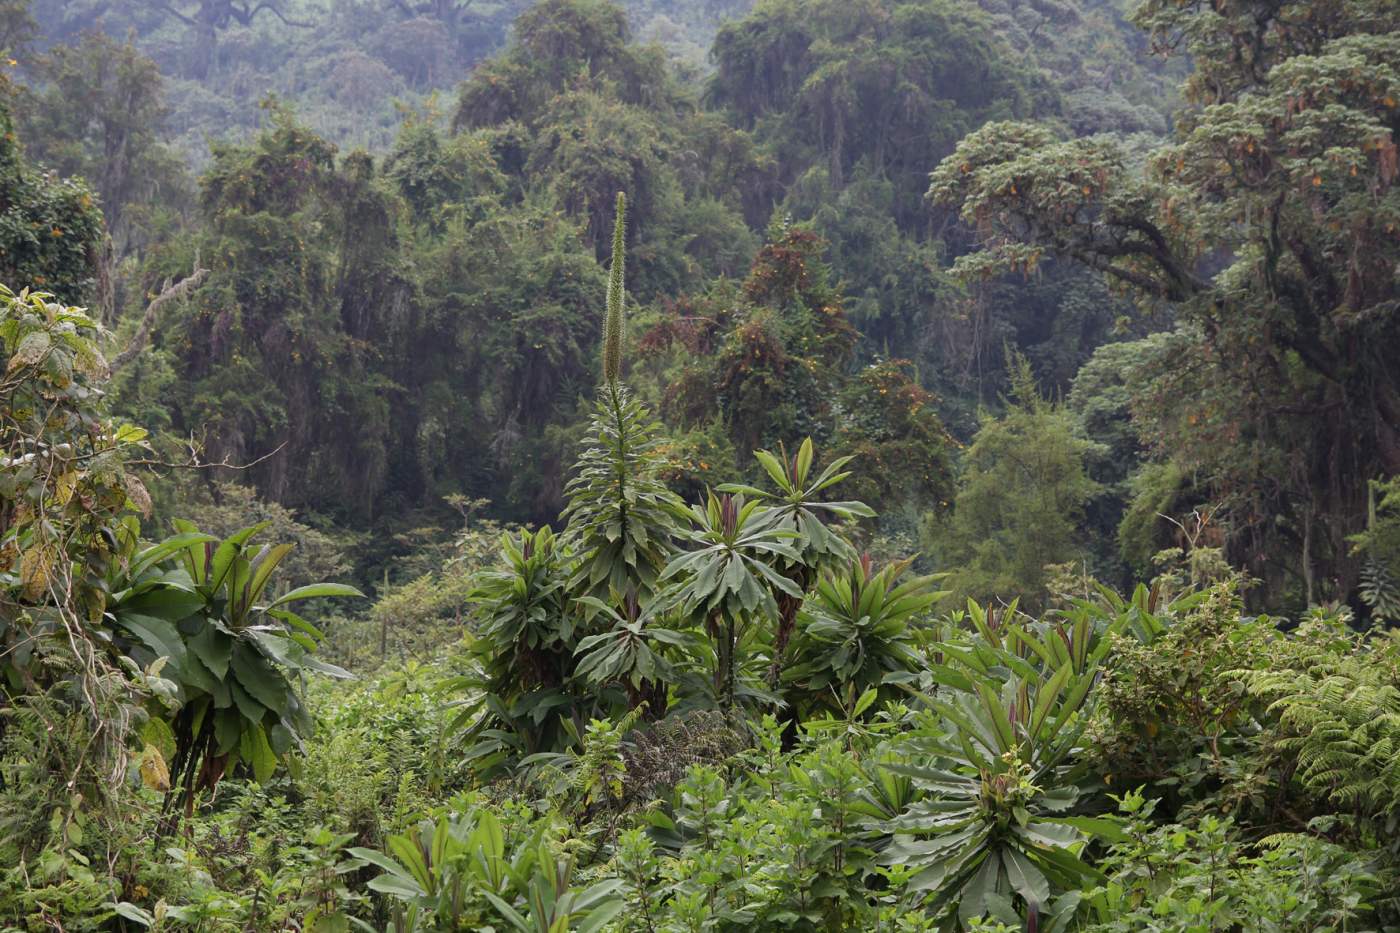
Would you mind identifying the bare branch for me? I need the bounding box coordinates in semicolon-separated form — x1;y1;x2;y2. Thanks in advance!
151;0;199;27
237;1;315;28
127;440;287;473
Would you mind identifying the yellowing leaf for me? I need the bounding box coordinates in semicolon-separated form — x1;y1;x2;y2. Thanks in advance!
125;475;153;517
6;331;50;373
114;424;149;444
139;744;170;792
19;543;56;600
53;471;78;506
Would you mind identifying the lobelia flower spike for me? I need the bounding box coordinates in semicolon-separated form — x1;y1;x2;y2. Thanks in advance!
602;191;627;384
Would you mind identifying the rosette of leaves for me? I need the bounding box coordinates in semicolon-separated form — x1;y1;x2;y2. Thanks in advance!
662;492;800;706
351;806;623;933
449;525;581;772
782;556;947;718
720;436;873;682
105;520;360;822
562;383;685;605
881;601;1133;923
573;593;687;716
883;749;1119;927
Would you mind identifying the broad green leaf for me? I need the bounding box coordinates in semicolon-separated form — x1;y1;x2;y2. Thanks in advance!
231;642;289;716
267;582;364;609
239;722;278;784
1002;848;1050;906
114;614;187;672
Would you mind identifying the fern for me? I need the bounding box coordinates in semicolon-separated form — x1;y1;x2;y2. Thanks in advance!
1358;558;1400;623
1245;636;1400;827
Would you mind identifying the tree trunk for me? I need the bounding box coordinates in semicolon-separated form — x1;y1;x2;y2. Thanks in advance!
189;18;217;80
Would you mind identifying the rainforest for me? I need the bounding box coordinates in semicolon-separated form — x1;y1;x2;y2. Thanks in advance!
3;0;1400;929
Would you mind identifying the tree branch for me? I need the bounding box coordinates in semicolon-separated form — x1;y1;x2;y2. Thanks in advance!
151;0;198;27
111;262;210;372
232;1;314;28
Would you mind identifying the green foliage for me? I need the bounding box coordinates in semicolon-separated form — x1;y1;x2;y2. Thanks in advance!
720;435;873;679
454;525;579;769
1;288;140;655
1244;620;1400;841
563;385;684;605
1087;585;1275;814
15;30;190;257
0;102;102;302
1353;478;1400;623
663;492;800;705
877;586;1164;925
783;556;945;717
106;520;361;817
0;287;157;826
710;0;1048;225
573;596;685;713
934;359;1102;610
14;3;1400;931
1082;791;1388;932
831;360;956;521
722;437;872;574
930;0;1400;602
349;804;625;932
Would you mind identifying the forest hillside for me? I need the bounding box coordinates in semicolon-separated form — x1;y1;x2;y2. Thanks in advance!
3;0;1400;929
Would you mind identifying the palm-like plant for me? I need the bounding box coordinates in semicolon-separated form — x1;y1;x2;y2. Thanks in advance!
783;556;946;717
662;492;801;706
883;746;1121;926
721;437;873;681
880;600;1135;924
351;809;533;930
573;594;687;715
451;526;580;771
351;806;623;932
107;521;360;824
484;848;626;933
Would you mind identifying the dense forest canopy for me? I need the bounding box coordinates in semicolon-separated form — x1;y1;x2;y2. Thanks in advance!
4;0;1400;929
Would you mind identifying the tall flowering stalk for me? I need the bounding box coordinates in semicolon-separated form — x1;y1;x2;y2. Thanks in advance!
601;191;626;385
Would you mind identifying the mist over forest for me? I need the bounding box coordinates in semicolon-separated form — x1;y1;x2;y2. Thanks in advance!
3;0;1400;929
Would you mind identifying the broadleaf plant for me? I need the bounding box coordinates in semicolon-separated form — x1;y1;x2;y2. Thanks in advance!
106;521;361;826
721;436;873;682
662;492;800;707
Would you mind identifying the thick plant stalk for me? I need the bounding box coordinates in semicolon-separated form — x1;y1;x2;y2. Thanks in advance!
602;191;626;384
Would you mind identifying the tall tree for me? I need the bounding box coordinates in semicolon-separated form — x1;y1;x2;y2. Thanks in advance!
140;0;313;78
0;0;34;56
0;95;103;302
16;32;188;259
934;357;1101;610
709;0;1051;226
930;0;1400;605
